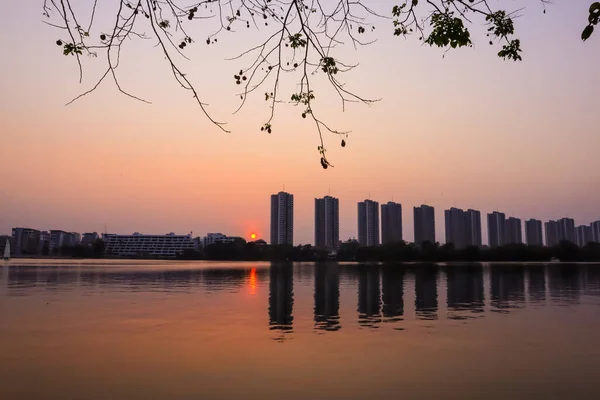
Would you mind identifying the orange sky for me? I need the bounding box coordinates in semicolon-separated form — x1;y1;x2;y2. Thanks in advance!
1;1;599;244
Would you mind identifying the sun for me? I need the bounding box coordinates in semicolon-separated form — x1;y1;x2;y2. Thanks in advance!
250;233;257;240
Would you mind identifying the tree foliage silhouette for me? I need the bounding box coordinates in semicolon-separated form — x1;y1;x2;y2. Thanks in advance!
43;0;597;168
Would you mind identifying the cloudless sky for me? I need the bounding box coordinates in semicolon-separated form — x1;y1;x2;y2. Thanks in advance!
1;1;599;244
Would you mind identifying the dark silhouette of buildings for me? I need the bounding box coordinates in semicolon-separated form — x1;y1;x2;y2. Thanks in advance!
575;225;593;247
270;191;294;245
557;218;576;244
525;219;543;246
505;217;523;244
381;201;403;245
445;208;483;249
445;207;468;250
414;205;435;246
358;200;380;247
11;228;41;256
545;220;560;247
487;212;506;248
592;221;600;243
465;209;483;248
314;196;340;250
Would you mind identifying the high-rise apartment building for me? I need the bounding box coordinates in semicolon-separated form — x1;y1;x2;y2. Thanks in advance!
575;225;593;247
487;211;506;248
465;209;482;248
592;221;600;243
270;191;294;245
381;201;403;245
545;220;559;247
358;199;380;247
315;196;340;250
525;219;543;246
445;207;467;249
414;205;435;245
505;217;523;245
557;218;576;243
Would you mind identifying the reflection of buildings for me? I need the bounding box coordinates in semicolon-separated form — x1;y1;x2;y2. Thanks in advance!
358;266;381;327
414;266;438;320
490;266;525;312
269;263;294;331
446;266;484;316
314;264;340;331
548;265;581;304
527;266;547;303
381;267;404;321
583;264;600;297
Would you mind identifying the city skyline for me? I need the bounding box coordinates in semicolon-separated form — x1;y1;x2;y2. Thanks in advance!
5;195;600;248
1;2;599;248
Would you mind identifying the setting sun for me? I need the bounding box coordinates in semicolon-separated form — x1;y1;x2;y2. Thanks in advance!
250;233;257;240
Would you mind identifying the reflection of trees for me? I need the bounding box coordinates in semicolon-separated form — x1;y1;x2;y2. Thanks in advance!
381;267;404;322
414;265;438;320
548;264;581;305
446;266;484;319
490;265;525;313
314;263;340;332
527;266;547;304
268;263;294;333
357;266;382;327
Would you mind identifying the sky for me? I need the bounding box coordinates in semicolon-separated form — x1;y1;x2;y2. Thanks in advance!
1;0;599;245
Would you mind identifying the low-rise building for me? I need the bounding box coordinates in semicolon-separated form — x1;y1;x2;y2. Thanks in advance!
103;232;196;258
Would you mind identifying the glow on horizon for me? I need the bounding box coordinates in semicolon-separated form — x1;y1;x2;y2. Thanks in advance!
0;1;598;245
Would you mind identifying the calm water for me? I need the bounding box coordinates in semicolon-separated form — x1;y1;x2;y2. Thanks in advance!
1;260;599;400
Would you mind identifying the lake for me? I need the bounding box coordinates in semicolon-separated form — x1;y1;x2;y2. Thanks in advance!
1;260;599;400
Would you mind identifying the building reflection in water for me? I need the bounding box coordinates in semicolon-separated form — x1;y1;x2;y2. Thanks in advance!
583;265;600;298
548;264;581;305
446;266;484;319
490;265;525;313
381;267;404;324
357;265;382;327
313;263;340;332
527;266;547;304
268;263;294;335
414;265;438;320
